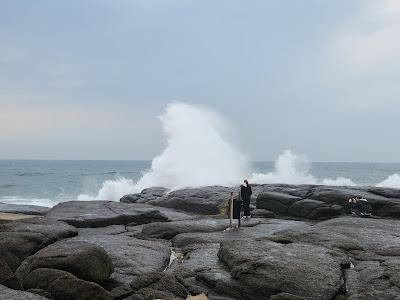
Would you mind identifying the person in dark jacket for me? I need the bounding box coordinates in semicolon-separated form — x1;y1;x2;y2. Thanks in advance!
240;179;252;219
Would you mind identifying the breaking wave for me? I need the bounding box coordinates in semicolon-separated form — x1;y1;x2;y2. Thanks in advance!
376;173;400;189
78;102;248;200
249;150;356;187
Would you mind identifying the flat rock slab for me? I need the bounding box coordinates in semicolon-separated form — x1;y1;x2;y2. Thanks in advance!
0;212;35;223
70;234;170;286
218;239;347;300
172;219;309;250
272;216;400;256
0;283;48;299
0;203;50;216
46;201;192;228
141;218;261;239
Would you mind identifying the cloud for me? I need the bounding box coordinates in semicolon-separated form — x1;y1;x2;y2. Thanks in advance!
0;95;161;159
322;0;400;106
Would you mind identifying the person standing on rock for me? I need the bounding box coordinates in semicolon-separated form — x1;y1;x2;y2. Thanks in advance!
240;179;252;219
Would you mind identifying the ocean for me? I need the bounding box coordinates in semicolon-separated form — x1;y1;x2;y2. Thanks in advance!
1;159;400;207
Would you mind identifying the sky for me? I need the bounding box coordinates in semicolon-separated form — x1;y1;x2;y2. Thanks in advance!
0;0;399;162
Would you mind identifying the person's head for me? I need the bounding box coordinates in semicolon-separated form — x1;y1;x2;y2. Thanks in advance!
244;179;248;186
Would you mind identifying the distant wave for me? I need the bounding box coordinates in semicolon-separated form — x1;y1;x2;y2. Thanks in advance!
17;172;56;177
0;183;17;189
77;103;363;202
376;174;400;189
0;196;56;207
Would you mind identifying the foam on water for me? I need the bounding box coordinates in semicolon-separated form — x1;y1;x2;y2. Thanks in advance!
77;103;400;201
78;102;248;200
249;150;356;186
376;173;400;188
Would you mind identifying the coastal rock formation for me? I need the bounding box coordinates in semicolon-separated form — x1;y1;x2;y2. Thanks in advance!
0;218;77;272
147;186;236;215
0;284;48;299
22;268;111;300
0;203;50;216
16;240;113;284
120;187;169;204
2;184;400;299
70;234;170;286
141;218;261;240
218;240;347;299
46;200;192;227
256;184;400;219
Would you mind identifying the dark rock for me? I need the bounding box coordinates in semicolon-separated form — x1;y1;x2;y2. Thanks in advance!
120;194;140;203
125;272;191;300
218;239;347;300
141;218;261;240
78;225;127;237
367;187;400;199
16;240;113;284
172;219;308;250
70;234;170;286
23;268;111;300
256;192;302;213
251;208;274;218
0;203;50;216
121;187;169;204
25;289;53;299
0;217;77;271
148;186;236;215
0;257;21;289
46;201;191;228
344;260;400;299
0;283;48;299
287;199;343;219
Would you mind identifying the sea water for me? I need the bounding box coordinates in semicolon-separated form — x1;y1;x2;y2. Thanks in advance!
1;159;399;207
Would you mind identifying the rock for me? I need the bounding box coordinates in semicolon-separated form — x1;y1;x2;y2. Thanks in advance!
148;186;236;215
46;201;192;228
256;192;302;214
141;218;261;240
121;187;169;204
120;194;140;203
367;187;400;199
0;212;36;224
287;199;343;219
172;219;309;250
16;240;113;284
344;260;400;299
125;272;191;300
218;239;348;300
0;217;78;271
0;284;48;299
0;257;21;289
256;184;400;219
78;225;128;237
251;208;274;218
22;268;111;300
70;234;170;286
0;203;50;216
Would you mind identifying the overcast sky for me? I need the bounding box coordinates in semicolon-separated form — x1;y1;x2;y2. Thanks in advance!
1;0;399;162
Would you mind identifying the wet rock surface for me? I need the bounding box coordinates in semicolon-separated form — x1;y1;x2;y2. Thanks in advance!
147;186;237;215
46;200;192;227
0;283;48;299
0;203;50;216
257;184;400;219
70;234;170;286
2;185;400;299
